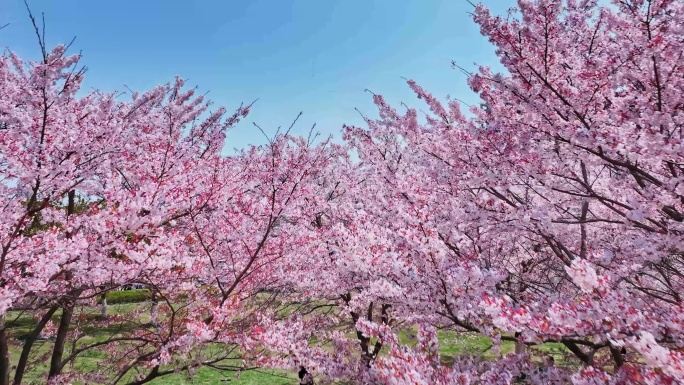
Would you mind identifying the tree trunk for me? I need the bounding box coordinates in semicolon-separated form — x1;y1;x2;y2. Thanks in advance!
514;332;526;355
610;346;626;368
48;303;74;379
150;300;159;327
100;297;108;319
14;306;58;385
48;191;79;380
514;342;526;355
0;315;10;385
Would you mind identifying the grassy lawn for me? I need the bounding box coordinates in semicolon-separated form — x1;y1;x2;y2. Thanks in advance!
396;329;569;366
147;367;296;385
3;300;571;384
4;302;299;385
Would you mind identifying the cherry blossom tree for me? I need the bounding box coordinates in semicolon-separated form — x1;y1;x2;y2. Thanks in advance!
333;0;684;383
0;25;347;383
0;38;241;383
3;0;683;384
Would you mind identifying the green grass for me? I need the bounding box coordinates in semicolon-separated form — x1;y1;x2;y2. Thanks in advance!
3;302;572;384
148;368;296;385
397;329;570;366
4;304;299;385
100;289;152;304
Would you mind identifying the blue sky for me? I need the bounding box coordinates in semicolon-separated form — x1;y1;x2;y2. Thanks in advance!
1;0;512;153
